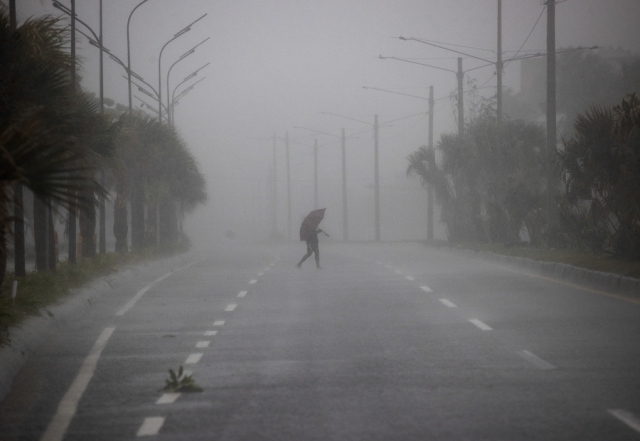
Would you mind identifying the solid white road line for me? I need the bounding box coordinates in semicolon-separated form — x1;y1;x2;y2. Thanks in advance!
116;272;172;316
204;330;218;336
439;298;457;308
196;341;210;348
238;291;247;298
249;279;257;284
156;393;180;404
517;350;555;370
137;417;165;437
469;319;493;331
420;286;433;293
185;353;203;364
609;409;640;434
41;327;116;441
225;304;237;312
213;320;225;326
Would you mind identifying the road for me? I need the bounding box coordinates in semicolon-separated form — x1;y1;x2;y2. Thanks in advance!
1;242;640;440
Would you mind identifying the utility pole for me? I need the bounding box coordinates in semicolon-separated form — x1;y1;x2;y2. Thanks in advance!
546;0;557;229
427;86;434;241
314;139;319;209
286;132;292;240
341;128;348;242
374;115;380;242
68;0;76;265
9;0;25;277
497;0;503;123
98;0;106;254
272;132;277;238
457;57;464;135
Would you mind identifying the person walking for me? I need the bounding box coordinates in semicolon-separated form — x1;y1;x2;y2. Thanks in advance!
296;227;327;269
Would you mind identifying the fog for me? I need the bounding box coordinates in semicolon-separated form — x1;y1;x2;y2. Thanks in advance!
13;0;640;247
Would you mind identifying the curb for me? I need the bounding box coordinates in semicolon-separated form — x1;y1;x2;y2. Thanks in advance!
443;246;640;299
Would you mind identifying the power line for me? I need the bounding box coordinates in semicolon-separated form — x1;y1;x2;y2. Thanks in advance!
504;5;547;70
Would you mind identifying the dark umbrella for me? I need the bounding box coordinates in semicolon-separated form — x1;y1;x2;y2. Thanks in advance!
299;208;326;241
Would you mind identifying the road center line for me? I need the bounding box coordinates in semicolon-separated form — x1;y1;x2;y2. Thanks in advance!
204;330;218;336
469;319;493;331
185;353;203;364
609;409;640;434
196;341;210;348
41;327;116;441
405;276;415;281
249;279;257;284
439;298;457;308
238;291;247;298
420;286;433;293
517;350;555;369
136;417;165;437
156;393;180;404
213;320;225;326
225;304;237;312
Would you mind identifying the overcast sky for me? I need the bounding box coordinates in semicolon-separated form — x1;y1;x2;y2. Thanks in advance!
11;0;640;242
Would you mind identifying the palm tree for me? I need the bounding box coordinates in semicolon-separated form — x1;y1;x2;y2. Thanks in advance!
559;94;640;257
0;9;102;284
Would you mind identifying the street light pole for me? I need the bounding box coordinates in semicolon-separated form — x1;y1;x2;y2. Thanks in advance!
373;115;380;242
341;127;348;242
158;13;207;122
314;139;319;209
127;0;149;113
286;132;292;240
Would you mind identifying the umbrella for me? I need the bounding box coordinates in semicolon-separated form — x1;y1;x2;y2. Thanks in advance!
299;208;326;241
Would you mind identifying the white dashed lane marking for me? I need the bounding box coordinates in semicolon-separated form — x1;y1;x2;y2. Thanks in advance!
517;350;555;370
213;320;225;326
196;341;210;348
405;276;415;281
439;299;457;308
204;330;218;336
420;286;433;293
238;291;247;298
156;393;180;405
609;409;640;434
249;279;257;284
137;417;165;437
469;319;493;331
225;304;237;312
185;353;203;365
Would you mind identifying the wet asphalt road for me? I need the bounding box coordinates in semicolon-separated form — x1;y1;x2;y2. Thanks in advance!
1;242;640;440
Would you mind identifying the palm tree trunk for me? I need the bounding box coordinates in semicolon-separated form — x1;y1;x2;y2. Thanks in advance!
33;196;47;271
130;175;145;250
13;183;25;276
79;188;96;258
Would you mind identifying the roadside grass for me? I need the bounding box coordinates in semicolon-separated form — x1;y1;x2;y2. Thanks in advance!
0;242;189;348
450;242;640;279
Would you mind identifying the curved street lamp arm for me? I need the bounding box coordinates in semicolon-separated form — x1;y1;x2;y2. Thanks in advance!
399;36;495;64
379;55;457;74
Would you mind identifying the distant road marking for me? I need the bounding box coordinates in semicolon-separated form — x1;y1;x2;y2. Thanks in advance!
213;320;225;326
420;286;433;293
196;341;210;348
469;319;493;331
258;272;264;276
116;272;172;316
394;269;403;275
405;276;415;281
137;417;165;437
156;393;180;404
439;299;457;308
204;330;218;336
238;291;247;298
41;327;116;441
225;304;237;312
249;279;257;284
609;409;640;434
185;353;203;365
518;350;555;370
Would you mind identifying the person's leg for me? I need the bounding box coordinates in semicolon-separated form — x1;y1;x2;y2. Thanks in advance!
312;243;320;268
296;242;312;267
